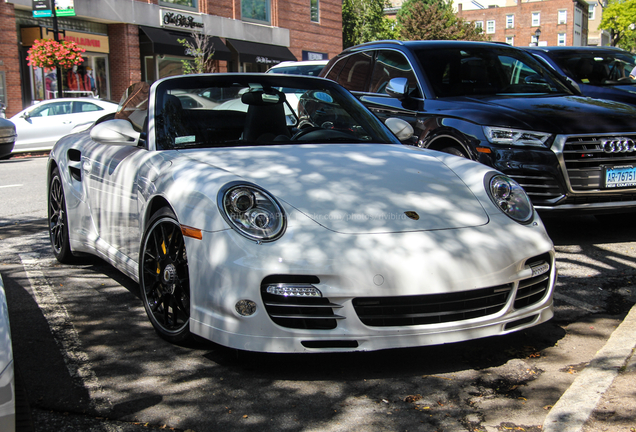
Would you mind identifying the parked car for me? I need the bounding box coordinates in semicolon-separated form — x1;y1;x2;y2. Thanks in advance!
524;46;636;106
47;73;556;353
266;60;329;76
0;118;16;159
0;274;15;432
321;40;636;214
10;98;118;153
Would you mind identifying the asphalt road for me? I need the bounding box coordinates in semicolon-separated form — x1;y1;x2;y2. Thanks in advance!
1;155;635;432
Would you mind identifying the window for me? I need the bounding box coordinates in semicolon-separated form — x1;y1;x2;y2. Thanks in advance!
588;3;596;20
475;21;484;32
73;101;103;113
486;20;495;34
242;0;270;23
160;0;197;9
0;72;5;107
532;12;540;26
558;33;566;46
506;14;514;29
310;0;319;22
331;51;373;92
29;101;72;117
558;10;567;24
506;36;514;46
370;50;420;97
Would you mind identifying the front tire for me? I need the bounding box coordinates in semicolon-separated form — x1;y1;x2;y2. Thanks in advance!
440;146;468;158
139;208;191;343
48;167;75;263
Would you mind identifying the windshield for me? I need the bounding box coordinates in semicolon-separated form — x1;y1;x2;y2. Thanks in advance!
415;46;573;97
544;50;636;86
152;75;399;150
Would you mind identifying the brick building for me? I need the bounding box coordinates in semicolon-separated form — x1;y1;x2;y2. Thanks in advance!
0;0;343;118
456;0;589;48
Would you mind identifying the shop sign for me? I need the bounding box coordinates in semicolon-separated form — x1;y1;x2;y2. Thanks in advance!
255;57;281;65
160;9;204;32
32;0;53;17
21;27;110;54
302;50;328;61
55;0;76;17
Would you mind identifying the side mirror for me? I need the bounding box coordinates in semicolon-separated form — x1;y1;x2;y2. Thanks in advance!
386;77;409;100
385;117;414;141
20;112;30;120
90;119;140;146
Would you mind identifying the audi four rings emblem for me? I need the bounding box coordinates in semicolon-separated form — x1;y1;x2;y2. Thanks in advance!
602;137;636;153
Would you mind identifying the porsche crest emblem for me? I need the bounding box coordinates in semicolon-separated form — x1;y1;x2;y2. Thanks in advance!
404;211;420;220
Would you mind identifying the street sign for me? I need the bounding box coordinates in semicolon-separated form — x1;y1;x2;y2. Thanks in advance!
32;0;53;18
55;0;76;17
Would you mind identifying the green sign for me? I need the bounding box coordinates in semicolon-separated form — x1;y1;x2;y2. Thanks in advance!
55;0;75;17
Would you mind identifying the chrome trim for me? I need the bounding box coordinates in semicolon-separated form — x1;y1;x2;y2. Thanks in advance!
552;133;636;195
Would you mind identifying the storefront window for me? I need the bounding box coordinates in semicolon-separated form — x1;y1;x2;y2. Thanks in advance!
29;53;110;101
242;0;270;24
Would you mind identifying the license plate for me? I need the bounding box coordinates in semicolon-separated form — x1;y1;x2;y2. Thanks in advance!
604;165;636;188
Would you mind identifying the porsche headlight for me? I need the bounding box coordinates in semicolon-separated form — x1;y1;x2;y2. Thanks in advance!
488;175;533;223
484;126;551;147
219;184;286;241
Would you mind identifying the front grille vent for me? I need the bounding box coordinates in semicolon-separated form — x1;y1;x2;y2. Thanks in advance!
562;135;636;191
260;275;342;330
352;284;512;327
510;173;563;202
514;253;552;309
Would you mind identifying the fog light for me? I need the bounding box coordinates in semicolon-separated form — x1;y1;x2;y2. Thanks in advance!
235;299;257;316
266;284;322;297
531;262;550;277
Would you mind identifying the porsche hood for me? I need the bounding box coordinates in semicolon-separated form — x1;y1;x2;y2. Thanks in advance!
185;144;490;234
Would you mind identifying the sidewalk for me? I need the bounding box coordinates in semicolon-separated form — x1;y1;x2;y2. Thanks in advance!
542;303;636;432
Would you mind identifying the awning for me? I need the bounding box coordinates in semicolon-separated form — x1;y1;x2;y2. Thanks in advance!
226;39;296;66
139;26;232;61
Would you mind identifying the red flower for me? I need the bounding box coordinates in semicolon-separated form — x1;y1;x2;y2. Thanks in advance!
26;39;85;69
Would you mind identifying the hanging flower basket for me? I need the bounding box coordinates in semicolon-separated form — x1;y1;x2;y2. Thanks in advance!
26;39;85;70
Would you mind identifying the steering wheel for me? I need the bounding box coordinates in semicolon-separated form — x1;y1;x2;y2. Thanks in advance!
291;126;322;140
618;76;633;82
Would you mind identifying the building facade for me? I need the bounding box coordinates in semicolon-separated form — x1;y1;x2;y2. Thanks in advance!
0;0;343;118
456;0;589;48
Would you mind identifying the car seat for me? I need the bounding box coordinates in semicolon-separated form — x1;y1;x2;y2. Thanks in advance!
241;90;290;142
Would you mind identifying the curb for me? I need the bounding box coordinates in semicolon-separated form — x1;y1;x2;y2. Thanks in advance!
542;303;636;432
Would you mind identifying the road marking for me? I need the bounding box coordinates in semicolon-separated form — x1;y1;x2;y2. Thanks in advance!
19;252;109;410
0;184;23;189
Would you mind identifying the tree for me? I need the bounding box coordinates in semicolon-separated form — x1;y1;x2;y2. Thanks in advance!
343;0;397;48
398;1;488;41
178;32;216;74
599;0;636;50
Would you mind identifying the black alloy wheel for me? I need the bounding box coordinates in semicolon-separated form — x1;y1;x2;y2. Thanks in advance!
140;208;191;343
48;167;75;263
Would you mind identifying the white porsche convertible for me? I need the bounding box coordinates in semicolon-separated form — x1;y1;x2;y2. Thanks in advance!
47;74;556;353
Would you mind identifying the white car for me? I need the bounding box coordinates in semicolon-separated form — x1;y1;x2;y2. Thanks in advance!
47;74;556;353
266;60;329;76
10;98;118;153
0;274;15;432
